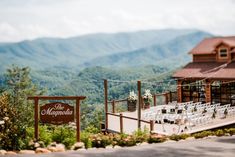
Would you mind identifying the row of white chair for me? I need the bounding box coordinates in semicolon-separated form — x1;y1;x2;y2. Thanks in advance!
142;101;235;127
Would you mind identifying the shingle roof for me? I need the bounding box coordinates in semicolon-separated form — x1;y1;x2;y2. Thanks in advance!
173;62;235;79
189;36;235;55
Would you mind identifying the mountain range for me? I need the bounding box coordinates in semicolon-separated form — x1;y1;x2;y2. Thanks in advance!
0;29;213;72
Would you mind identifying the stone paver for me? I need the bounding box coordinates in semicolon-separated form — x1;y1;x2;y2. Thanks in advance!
16;136;235;157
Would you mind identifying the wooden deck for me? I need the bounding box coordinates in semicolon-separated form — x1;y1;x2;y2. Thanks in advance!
107;105;235;135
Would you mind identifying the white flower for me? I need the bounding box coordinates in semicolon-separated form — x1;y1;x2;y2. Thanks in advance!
143;89;152;99
3;117;9;121
0;120;5;125
127;91;137;102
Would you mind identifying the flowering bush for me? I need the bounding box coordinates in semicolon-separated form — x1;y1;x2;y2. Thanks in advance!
127;91;137;103
118;134;137;147
0;92;26;150
90;133;112;148
143;89;152;103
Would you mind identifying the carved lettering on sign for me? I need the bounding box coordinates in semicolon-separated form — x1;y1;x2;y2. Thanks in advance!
40;102;74;125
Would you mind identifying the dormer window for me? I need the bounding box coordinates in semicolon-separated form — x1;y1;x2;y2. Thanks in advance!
219;48;228;58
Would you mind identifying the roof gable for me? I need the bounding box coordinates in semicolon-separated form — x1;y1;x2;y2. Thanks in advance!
189;36;235;55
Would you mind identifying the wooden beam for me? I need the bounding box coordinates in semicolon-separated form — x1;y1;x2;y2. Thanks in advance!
120;113;123;133
108;99;127;103
104;79;108;130
150;120;154;132
28;96;86;100
34;98;39;141
177;80;182;103
76;99;81;142
112;100;115;113
153;95;157;106
165;93;168;104
107;112;150;123
137;81;141;129
169;91;172;102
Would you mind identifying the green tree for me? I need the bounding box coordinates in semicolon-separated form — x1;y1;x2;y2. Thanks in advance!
0;65;45;150
81;103;103;130
5;65;45;127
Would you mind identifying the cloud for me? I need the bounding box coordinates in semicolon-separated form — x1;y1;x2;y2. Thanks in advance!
0;0;234;42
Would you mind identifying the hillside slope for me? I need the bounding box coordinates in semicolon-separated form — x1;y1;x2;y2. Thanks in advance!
84;31;211;68
0;29;212;72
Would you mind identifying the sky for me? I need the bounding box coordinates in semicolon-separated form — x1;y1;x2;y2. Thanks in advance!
0;0;235;42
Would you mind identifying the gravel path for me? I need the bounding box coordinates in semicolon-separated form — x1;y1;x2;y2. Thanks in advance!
12;136;235;157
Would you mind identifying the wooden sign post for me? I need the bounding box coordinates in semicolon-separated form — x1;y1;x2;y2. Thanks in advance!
28;96;86;142
137;81;141;129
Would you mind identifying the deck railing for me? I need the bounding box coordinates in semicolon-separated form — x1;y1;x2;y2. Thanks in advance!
105;91;177;133
106;112;154;133
108;91;177;113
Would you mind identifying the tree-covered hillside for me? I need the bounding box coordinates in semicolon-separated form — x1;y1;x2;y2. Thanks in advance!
0;28;214;105
28;65;176;104
0;29;212;72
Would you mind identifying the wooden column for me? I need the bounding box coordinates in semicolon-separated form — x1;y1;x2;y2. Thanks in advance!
112;100;115;113
137;81;141;129
177;80;182;103
104;79;108;131
34;98;39;141
76;99;81;142
165;93;168;104
120;113;123;133
153;95;157;106
169;91;172;102
205;80;212;103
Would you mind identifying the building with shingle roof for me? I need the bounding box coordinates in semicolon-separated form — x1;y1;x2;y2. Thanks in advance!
173;36;235;105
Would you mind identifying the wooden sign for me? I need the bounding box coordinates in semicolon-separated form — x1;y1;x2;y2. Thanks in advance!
28;96;86;142
40;102;74;125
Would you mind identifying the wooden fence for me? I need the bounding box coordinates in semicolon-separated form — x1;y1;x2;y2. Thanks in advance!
106;112;154;134
104;79;177;133
108;91;177;113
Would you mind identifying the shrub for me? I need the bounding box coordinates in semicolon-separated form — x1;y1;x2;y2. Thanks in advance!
169;134;180;141
51;126;76;149
193;131;213;139
111;133;137;147
224;128;235;135
112;133;122;146
118;135;136;147
38;126;52;146
148;134;166;143
91;133;112;148
0;93;27;150
179;134;190;140
215;129;224;137
169;134;190;141
84;125;100;134
20;127;35;150
81;132;92;149
133;128;149;143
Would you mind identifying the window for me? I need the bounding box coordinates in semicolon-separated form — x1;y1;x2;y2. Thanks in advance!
181;80;205;103
219;48;228;58
211;82;235;106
